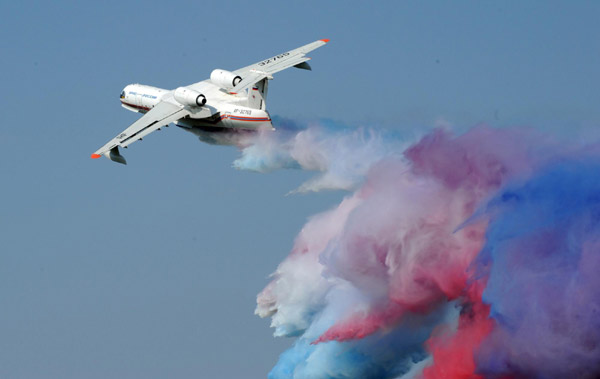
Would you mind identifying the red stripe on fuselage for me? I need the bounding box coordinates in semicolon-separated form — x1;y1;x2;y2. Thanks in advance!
121;100;151;111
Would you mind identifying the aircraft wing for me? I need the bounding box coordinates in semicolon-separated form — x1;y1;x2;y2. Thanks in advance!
229;39;329;93
91;99;190;164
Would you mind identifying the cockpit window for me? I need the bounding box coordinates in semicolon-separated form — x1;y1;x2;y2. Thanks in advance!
120;91;125;99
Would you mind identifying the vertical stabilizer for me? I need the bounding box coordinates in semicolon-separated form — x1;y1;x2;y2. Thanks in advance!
247;78;269;110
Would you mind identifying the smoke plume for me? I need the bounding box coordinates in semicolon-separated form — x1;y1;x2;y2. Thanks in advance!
242;120;600;378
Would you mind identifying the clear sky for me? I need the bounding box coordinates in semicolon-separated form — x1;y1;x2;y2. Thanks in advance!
0;1;598;378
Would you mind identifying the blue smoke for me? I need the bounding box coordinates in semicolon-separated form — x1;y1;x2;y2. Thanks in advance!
474;159;600;378
269;303;458;379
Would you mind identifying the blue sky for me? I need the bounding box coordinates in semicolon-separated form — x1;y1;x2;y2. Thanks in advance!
0;1;598;378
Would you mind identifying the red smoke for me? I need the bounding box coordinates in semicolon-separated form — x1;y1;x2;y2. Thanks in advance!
423;281;494;379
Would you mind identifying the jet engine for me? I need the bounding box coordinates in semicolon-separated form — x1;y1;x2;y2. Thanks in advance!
210;69;242;89
174;87;206;107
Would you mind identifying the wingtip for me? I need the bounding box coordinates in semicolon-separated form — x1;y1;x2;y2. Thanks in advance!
320;38;330;43
91;153;102;159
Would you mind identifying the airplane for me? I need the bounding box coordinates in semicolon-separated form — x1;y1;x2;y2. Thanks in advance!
91;39;330;164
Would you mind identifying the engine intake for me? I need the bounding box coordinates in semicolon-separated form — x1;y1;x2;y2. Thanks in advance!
210;69;242;89
174;87;206;107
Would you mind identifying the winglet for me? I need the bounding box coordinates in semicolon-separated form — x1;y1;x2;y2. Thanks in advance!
91;153;101;159
320;39;330;43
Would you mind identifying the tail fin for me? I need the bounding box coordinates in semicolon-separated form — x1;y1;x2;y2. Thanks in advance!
247;78;268;110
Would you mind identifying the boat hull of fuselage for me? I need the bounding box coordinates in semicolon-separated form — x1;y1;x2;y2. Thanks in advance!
177;122;270;146
176;112;274;146
178;108;273;132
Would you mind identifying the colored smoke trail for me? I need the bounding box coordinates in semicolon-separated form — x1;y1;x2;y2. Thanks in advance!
245;121;600;378
233;119;403;193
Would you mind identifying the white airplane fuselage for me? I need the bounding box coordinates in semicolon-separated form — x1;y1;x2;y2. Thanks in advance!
119;83;273;131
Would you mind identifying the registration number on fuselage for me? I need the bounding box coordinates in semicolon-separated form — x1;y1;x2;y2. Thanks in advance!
233;108;252;115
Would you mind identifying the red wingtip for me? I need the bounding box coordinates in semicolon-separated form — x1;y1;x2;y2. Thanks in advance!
91;153;101;159
320;39;330;43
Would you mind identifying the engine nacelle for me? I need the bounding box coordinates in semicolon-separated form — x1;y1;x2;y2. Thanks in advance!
174;87;206;107
210;69;242;89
